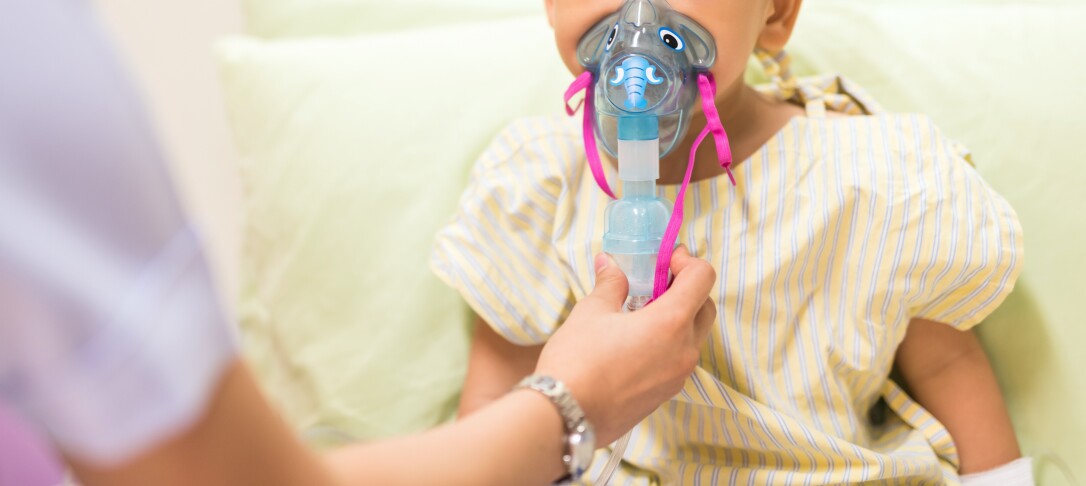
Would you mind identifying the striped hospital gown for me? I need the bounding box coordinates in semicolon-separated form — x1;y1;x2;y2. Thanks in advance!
431;77;1023;485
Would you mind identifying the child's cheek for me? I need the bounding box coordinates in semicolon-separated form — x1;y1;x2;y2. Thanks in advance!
709;50;753;91
555;32;584;76
708;27;763;86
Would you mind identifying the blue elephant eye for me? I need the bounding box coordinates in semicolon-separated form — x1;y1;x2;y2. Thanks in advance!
658;27;685;51
606;24;619;51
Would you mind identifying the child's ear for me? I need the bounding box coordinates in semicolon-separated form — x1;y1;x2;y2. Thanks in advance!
757;0;803;52
544;0;555;28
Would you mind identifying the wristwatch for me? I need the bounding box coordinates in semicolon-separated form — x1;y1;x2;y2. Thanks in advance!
515;375;596;484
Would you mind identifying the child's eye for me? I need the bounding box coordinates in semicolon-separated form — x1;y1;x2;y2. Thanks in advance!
606;24;619;51
658;27;685;51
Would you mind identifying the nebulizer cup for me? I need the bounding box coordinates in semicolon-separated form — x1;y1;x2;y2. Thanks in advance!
602;123;672;312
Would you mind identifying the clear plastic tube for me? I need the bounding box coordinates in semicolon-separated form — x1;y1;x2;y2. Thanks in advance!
590;285;647;485
593;430;634;485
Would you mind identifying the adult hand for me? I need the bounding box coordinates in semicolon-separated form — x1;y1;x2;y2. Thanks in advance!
535;247;716;444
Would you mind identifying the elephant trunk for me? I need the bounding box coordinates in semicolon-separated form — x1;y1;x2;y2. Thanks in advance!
612;56;663;110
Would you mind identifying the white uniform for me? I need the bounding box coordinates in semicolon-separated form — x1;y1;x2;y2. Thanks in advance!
0;0;237;466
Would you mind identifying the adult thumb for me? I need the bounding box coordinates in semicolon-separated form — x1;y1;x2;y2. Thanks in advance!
584;254;629;312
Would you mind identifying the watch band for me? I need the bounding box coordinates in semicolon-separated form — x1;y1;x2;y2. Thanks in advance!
515;375;596;483
514;375;585;433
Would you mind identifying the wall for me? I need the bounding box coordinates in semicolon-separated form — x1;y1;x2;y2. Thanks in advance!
92;0;244;301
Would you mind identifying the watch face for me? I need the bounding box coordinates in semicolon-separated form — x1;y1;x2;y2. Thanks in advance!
537;375;557;391
569;423;597;477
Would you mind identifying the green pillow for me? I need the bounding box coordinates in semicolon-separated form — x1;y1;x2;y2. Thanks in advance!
217;16;571;445
242;0;542;37
241;0;1080;39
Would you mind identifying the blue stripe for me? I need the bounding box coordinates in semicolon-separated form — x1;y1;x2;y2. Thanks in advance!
713;167;745;453
787;118;838;477
477;191;570;306
461;207;565;327
824;117;861;438
938;173;996;320
911;120;948;315
440;244;544;342
878;116;912;322
840;120;865;376
800;119;846;486
896;116;930;308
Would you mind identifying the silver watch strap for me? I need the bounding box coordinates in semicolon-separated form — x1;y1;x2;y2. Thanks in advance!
514;375;585;433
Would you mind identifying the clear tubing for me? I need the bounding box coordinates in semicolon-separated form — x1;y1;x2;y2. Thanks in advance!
590;298;642;486
593;430;633;485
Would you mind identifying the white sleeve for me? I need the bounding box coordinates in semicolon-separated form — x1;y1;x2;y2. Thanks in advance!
960;458;1035;486
0;0;238;466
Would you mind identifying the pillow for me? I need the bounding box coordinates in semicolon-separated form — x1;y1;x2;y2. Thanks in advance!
781;2;1086;482
242;0;542;38
217;16;571;445
241;0;1073;39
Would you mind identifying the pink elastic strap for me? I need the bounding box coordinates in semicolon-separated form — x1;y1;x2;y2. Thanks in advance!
565;72;616;199
651;73;734;300
697;73;735;184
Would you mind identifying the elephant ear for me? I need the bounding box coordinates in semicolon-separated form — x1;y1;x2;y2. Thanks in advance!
672;12;716;69
577;13;620;72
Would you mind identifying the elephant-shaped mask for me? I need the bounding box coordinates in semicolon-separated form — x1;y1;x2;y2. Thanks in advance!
576;0;717;157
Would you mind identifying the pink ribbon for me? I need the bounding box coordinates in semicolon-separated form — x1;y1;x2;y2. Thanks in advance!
650;73;734;300
565;71;616;199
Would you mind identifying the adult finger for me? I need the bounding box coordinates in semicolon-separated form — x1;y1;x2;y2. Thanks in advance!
668;246;708;278
577;254;630;314
692;298;716;345
649;248;716;318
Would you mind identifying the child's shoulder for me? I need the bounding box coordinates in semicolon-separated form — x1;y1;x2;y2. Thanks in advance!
838;110;968;147
829;111;973;164
817;112;986;215
787;74;974;165
472;115;585;177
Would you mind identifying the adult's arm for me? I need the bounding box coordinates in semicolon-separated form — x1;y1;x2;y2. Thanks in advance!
70;250;715;486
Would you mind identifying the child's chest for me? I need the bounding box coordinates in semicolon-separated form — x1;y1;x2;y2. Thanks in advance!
553;174;922;403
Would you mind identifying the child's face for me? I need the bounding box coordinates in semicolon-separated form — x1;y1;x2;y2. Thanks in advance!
547;0;790;93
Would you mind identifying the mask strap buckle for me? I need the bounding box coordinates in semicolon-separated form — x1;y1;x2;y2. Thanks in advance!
565;72;616;200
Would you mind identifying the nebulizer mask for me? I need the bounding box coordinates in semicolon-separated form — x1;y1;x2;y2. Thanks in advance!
563;0;734;483
565;0;734;311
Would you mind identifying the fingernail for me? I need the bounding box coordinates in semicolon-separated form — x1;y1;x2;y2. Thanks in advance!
594;253;611;273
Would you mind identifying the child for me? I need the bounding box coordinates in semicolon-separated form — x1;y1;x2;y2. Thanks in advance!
432;0;1029;483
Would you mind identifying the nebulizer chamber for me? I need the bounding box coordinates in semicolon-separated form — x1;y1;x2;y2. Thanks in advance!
602;122;672;311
